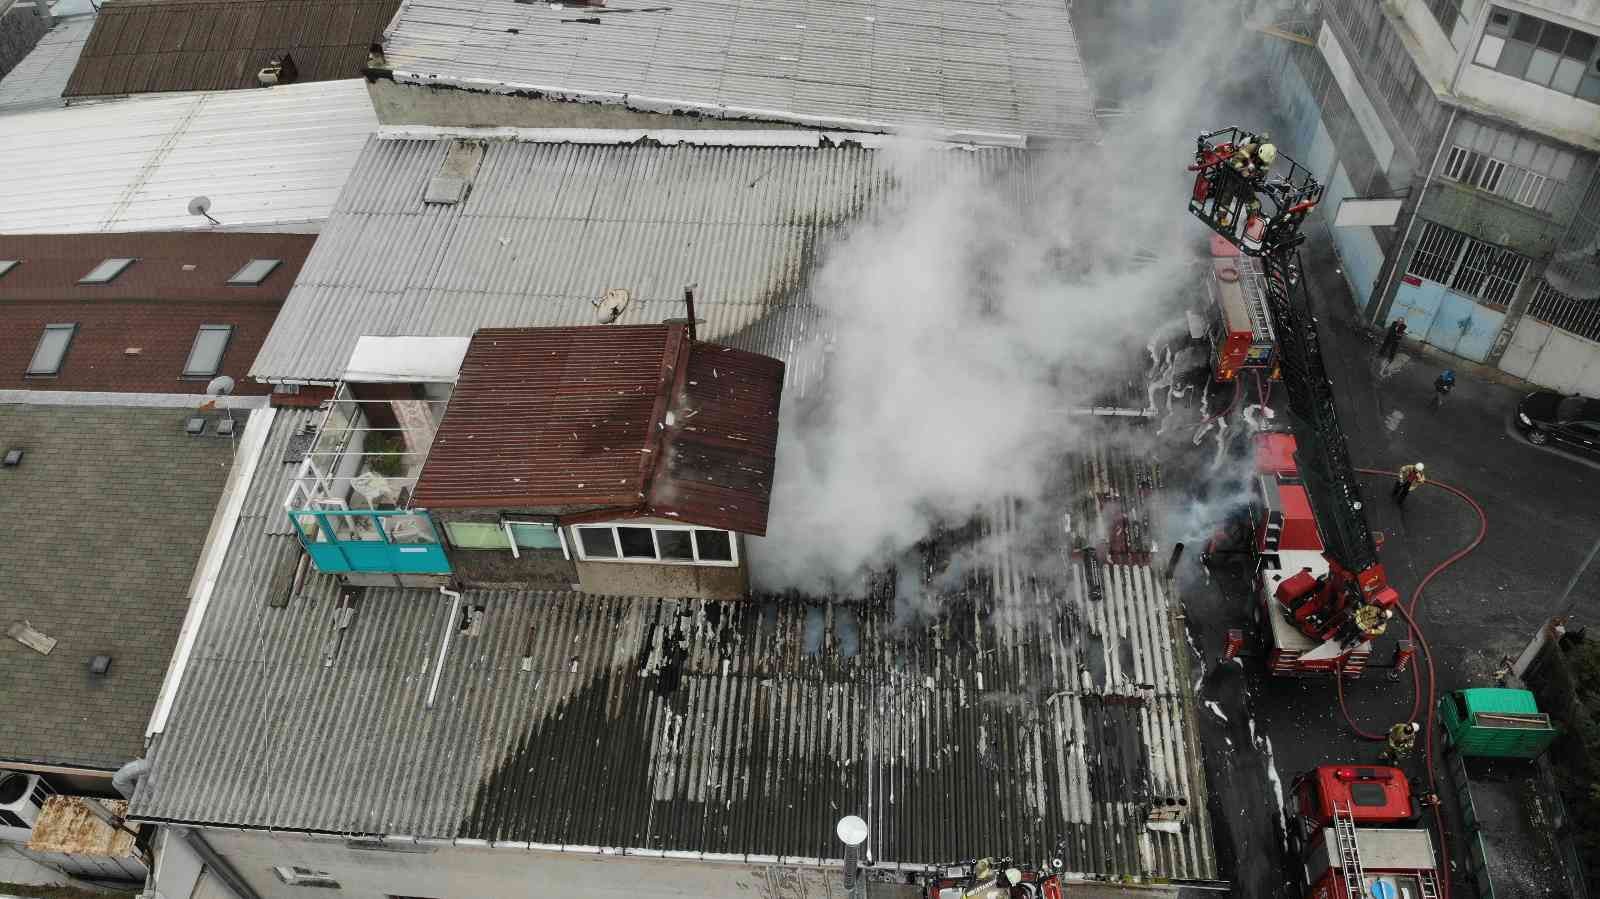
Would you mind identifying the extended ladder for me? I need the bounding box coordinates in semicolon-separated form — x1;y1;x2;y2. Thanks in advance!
1418;871;1441;898
1332;801;1366;899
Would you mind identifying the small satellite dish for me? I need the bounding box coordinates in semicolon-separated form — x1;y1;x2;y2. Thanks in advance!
206;375;235;396
595;287;631;324
835;815;868;847
188;195;220;225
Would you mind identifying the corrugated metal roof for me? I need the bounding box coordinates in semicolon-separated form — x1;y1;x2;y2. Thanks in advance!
251;134;1021;385
0;79;378;234
0;16;93;115
63;0;399;97
377;0;1098;144
132;410;1216;881
413;325;785;537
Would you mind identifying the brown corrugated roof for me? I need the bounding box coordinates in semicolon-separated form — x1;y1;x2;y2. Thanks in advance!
63;0;397;97
413;325;784;536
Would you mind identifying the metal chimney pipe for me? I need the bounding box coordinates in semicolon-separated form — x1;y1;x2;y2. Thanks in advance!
683;286;698;342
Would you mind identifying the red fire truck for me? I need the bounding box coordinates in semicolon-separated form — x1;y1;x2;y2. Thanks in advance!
1205;233;1278;382
1290;764;1442;899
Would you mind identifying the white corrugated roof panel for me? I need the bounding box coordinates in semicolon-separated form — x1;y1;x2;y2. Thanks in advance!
379;0;1099;144
0;79;380;234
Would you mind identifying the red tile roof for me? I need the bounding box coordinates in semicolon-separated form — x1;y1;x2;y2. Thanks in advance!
413;325;785;536
0;231;312;393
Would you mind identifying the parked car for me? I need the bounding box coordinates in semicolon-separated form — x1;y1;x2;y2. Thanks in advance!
1515;390;1600;454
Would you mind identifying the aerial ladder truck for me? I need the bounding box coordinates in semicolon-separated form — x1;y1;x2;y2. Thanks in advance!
1189;128;1401;676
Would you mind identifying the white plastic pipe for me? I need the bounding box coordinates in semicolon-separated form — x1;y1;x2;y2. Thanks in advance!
426;586;462;709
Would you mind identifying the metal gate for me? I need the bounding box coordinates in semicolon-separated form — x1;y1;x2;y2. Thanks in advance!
1389;221;1527;362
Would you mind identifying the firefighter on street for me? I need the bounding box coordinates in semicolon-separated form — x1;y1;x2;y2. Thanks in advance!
1382;722;1421;763
1392;462;1426;505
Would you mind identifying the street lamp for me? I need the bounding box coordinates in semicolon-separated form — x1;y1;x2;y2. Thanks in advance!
837;814;868;893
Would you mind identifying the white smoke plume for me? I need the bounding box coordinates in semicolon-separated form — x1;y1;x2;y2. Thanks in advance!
750;2;1267;596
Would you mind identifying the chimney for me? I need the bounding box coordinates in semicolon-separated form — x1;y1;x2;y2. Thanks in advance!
683;285;698;342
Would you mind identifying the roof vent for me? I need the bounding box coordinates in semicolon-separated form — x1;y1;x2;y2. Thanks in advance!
89;655;112;676
185;417;206;435
3;449;21;467
258;53;298;87
423;140;485;206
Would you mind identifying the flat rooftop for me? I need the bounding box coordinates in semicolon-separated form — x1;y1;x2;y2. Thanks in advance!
0;403;237;770
131;409;1215;881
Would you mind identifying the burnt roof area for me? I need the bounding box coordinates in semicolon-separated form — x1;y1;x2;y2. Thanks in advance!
63;0;398;97
0;232;313;393
412;325;784;536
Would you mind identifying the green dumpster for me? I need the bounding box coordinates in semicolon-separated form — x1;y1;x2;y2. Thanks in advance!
1439;688;1556;759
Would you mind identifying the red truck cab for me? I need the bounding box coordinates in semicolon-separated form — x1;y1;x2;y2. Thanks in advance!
1290;765;1439;899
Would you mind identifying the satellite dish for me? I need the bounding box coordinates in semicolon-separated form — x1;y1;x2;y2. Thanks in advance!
206;375;235;396
595;287;631;324
835;815;868;847
188;196;220;225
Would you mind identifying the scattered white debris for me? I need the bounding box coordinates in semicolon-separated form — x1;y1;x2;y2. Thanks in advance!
1145;820;1182;834
1205;701;1228;723
1384;409;1405;433
1262;735;1289;852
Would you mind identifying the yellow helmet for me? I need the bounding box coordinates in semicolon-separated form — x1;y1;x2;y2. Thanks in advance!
1258;144;1278;164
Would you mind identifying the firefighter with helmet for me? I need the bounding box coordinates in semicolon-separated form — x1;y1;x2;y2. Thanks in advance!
1382;722;1421;763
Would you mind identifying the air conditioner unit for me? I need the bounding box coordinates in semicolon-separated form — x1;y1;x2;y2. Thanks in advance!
0;771;56;843
257;53;299;87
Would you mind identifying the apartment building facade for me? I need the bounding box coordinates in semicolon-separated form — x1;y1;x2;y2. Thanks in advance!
1266;0;1600;390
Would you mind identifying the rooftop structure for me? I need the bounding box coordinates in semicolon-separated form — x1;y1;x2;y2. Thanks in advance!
0;78;378;234
63;0;400;97
0;231;313;393
0;15;92;115
131;408;1216;884
374;0;1097;144
252;130;1026;386
0;403;238;772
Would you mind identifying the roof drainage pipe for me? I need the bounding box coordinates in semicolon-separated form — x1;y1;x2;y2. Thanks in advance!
114;759;262;899
427;586;463;709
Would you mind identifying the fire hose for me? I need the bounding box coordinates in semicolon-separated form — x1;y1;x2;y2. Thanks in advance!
1330;471;1489;899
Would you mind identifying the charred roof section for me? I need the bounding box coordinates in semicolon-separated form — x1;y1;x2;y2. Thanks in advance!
412;325;784;535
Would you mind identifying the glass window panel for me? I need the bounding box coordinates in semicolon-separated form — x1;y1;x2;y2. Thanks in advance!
1526;48;1559;85
1511;137;1536;167
1452;16;1472;49
617;526;656;559
227;258;281;285
1581;74;1600;102
1537;23;1570;53
383;514;437;544
1537;179;1557;211
578;527;617;558
1565;30;1596;59
1553;57;1586;93
27;324;74;375
694;530;733;563
295;514;329;543
1549;150;1575;182
1454;119;1479;147
656;529;694;561
0;260;16;279
1492;130;1518;159
1513;14;1542;44
1476;33;1505;66
1486;8;1511;35
79;258;133;283
1495;40;1532;76
1529;144;1555;174
1472;124;1499;153
508;521;561;549
445;521;511;550
183;325;232;377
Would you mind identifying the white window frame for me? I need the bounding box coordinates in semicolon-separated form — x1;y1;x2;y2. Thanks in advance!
500;517;565;559
182;324;233;378
1513;170;1546;207
26;323;76;376
1441;145;1473;180
570;523;739;567
272;866;341;889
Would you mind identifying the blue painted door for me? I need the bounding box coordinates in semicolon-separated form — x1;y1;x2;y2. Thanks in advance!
1389;277;1446;332
1425;291;1477;357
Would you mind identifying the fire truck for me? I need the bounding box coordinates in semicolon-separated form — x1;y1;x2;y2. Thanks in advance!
1191;127;1401;676
1289;764;1443;899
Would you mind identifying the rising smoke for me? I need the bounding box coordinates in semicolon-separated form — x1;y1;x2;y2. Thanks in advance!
749;2;1270;599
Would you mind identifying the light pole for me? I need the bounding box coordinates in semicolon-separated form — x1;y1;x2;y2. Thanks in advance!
837;814;868;897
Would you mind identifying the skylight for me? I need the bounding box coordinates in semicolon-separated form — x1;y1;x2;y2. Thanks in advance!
79;258;135;284
228;258;282;285
0;260;17;279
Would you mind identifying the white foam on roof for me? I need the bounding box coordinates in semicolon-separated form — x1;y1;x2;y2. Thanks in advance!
0;79;379;234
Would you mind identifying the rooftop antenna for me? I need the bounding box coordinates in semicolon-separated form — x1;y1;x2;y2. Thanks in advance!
187;196;220;227
662;283;705;341
836;815;868;895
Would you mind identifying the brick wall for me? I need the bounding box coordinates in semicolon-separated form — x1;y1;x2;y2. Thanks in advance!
0;299;281;393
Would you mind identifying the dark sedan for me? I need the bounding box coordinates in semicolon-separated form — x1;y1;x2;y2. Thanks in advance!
1516;391;1600;455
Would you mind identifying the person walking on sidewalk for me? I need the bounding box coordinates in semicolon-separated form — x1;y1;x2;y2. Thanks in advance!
1392;462;1426;505
1379;319;1407;363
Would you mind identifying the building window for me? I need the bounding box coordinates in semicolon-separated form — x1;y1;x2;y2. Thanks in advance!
1406;221;1529;307
1437;120;1578;213
1425;0;1477;49
79;258;134;284
26;323;76;376
272;866;340;889
183;324;233;377
1476;7;1600;103
506;520;561;550
572;524;738;567
444;522;511;550
228;258;282;285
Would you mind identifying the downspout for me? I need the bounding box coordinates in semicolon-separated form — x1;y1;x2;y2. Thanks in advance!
1374;106;1458;324
113;759;262;899
427;586;462;709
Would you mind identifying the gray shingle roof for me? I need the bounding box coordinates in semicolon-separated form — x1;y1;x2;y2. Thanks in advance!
131;408;1216;881
250;133;1027;385
378;0;1099;144
0;404;236;770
